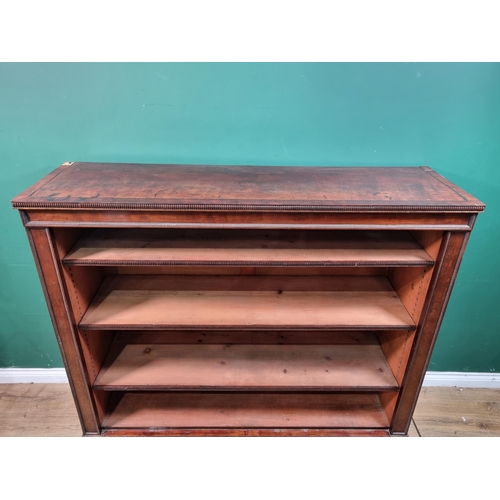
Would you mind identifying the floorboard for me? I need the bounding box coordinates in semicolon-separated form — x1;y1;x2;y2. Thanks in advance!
408;419;420;437
0;384;81;437
1;384;499;436
413;387;500;437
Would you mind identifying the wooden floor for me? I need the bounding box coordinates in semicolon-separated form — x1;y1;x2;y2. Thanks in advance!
0;384;499;436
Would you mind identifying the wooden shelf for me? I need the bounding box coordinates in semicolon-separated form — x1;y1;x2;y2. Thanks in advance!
80;275;415;331
103;392;391;429
94;339;398;391
63;229;433;267
101;428;391;437
112;330;385;346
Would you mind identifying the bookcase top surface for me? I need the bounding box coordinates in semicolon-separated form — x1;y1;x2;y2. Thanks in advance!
12;162;485;212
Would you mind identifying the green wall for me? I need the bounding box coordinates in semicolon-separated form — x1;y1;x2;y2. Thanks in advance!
1;63;498;371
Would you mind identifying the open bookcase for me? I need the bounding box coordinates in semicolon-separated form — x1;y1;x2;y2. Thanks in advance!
12;163;484;436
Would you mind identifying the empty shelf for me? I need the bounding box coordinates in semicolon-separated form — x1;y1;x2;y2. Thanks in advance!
103;392;391;429
63;229;433;267
94;341;398;391
112;330;380;345
79;275;416;330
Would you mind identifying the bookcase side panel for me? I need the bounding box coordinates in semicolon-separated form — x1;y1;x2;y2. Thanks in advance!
26;226;100;434
391;231;471;434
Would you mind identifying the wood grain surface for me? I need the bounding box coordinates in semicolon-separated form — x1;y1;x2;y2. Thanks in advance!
110;330;380;345
103;392;390;429
101;428;391;436
94;342;398;391
12;163;485;212
80;275;415;330
413;387;500;436
0;384;81;437
10;164;485;437
2;385;498;436
63;228;433;267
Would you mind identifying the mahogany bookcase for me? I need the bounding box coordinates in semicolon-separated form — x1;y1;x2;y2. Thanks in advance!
12;163;484;436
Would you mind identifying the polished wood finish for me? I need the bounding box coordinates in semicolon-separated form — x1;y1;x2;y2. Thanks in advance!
24;209;474;231
12;163;484;436
391;231;472;433
94;340;398;391
12;163;484;212
25;227;99;434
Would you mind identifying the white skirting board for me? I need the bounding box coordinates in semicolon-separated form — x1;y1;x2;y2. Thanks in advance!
423;371;499;388
0;368;69;384
0;368;498;388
